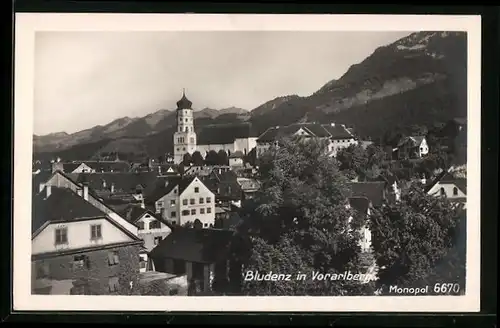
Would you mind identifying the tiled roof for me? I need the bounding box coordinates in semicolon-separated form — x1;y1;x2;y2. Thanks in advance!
397;136;425;148
348;197;370;216
149;227;234;264
257;123;354;143
321;124;355;139
62;163;82;173
346;182;386;207
425;170;467;194
229;151;245;159
120;205;174;229
197;123;257;145
84;161;131;173
32;187;107;234
68;172;158;194
144;176;197;204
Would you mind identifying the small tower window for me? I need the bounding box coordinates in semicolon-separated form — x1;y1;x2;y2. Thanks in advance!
185;127;188;132
453;187;458;196
190;138;194;144
440;187;445;196
185;118;188;122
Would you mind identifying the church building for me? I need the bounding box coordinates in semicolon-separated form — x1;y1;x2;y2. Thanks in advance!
172;91;259;164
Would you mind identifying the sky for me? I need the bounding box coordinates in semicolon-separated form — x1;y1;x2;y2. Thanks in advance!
34;31;411;135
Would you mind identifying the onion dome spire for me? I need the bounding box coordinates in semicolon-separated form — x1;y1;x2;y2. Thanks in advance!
176;88;192;110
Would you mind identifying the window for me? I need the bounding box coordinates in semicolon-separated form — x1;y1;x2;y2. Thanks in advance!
157;201;164;207
194;187;199;193
36;262;50;278
170;200;176;206
140;257;147;269
182;210;190;216
190;198;195;205
206;197;211;203
149;220;161;229
207;207;212;214
90;224;102;240
228;186;232;194
191;209;196;215
182;199;188;205
200;208;205;214
199;197;204;204
154;236;162;245
138;222;145;230
183;147;186;151
73;255;90;269
108;276;119;293
453;187;458;196
176;148;180;151
204;223;208;228
108;251;119;266
185;118;188;122
169;289;179;295
55;227;68;245
170;211;176;218
190;138;195;144
440;187;446;196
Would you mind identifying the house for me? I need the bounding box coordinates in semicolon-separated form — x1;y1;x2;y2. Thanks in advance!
145;176;216;228
200;170;243;203
31;185;143;295
120;205;174;254
347;197;372;253
256;122;358;158
394;136;429;159
346;180;400;207
236;177;260;200
228;151;245;167
41;170;139;236
51;160;131;174
184;165;231;177
424;168;467;209
149;227;234;295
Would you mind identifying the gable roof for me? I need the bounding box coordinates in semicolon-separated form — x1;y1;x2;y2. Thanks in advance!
348;197;370;216
120;205;175;229
257;123;354;143
346;182;386;207
397;136;426;148
425;170;467;194
144;176;198;203
149;227;234;264
84;161;131;172
197;122;258;145
67;172;158;194
32;187;107;235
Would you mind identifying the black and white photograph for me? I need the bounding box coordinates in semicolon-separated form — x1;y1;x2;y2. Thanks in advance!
14;14;481;312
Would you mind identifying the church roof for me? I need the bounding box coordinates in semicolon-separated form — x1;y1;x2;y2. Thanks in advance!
176;90;192;110
197;123;258;145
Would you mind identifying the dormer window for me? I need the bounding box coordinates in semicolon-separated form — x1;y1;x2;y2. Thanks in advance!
194;187;199;193
453;187;458;196
55;227;68;245
440;187;446;196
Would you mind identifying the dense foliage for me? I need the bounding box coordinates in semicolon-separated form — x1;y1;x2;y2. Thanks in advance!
369;183;465;294
230;136;373;295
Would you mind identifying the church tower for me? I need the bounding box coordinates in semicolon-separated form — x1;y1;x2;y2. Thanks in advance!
173;90;197;164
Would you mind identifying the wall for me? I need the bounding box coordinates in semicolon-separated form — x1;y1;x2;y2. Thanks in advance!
32;218;134;255
255;143;271;158
329;138;358;157
197;143;235;157
72;163;95;173
32;243;141;295
138;231;172;252
155;185;179;225
419;139;429;157
229;158;244;167
178;178;215;227
233;138;257;155
428;182;466;199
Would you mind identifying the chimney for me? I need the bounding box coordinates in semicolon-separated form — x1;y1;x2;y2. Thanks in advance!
76;188;83;197
83;183;89;201
102;180;107;189
140;198;145;209
110;183;115;193
45;185;52;198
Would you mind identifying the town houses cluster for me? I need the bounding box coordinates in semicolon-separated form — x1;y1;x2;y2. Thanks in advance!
31;92;467;296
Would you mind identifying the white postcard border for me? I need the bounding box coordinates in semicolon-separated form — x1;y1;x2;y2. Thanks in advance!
14;13;481;312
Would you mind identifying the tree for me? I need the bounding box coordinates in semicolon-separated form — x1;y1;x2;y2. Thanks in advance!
244;148;257;167
182;153;192;166
217;150;229;165
191;151;205;166
336;144;368;175
205;150;219;166
230;136;370;296
369;183;464;294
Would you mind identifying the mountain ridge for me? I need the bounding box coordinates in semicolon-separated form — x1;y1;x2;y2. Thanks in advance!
34;31;467;160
